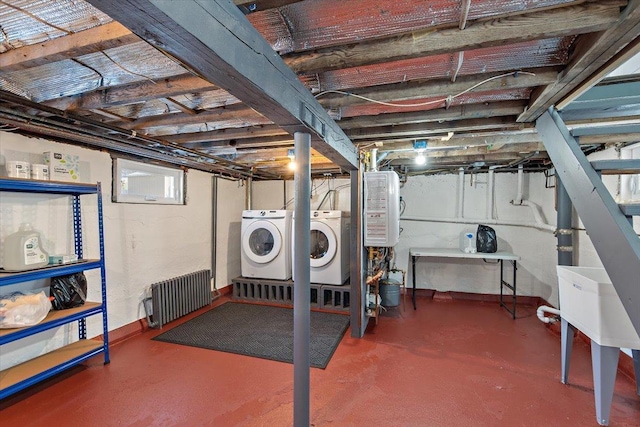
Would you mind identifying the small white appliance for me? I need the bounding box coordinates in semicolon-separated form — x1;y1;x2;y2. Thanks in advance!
241;210;292;280
292;210;350;285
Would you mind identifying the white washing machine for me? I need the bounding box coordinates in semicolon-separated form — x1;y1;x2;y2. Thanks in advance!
292;210;350;285
241;210;292;280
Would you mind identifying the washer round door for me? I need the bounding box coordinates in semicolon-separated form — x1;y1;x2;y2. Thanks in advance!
309;221;337;268
242;220;282;264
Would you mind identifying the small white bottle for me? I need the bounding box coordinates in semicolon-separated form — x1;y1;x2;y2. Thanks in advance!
3;223;49;271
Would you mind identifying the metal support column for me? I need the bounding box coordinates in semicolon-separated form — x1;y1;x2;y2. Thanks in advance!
211;177;218;298
557;176;573;267
350;167;367;338
293;132;311;427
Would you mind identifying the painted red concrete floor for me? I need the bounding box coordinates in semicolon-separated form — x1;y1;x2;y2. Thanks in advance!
1;296;639;426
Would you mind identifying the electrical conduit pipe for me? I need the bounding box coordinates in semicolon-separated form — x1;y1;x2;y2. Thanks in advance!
457;167;464;219
487;167;495;219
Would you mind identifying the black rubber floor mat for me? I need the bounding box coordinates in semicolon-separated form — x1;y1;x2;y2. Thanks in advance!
152;302;349;369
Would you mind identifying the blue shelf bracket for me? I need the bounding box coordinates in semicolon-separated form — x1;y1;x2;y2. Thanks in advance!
72;195;83;259
78;318;87;339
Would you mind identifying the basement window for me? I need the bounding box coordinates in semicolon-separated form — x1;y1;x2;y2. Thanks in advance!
113;158;185;205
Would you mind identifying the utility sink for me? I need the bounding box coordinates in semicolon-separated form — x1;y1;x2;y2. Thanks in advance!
557;266;640;349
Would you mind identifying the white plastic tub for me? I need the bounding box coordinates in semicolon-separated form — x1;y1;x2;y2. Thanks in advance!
557;266;640;349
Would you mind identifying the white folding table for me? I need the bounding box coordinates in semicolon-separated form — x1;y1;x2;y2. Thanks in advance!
410;248;520;318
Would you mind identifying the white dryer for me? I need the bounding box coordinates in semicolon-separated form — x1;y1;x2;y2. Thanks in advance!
241;210;292;280
292;210;350;285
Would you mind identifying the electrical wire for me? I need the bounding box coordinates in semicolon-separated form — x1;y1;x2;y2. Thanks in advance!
101;51;158;84
314;71;536;108
281;178;331;209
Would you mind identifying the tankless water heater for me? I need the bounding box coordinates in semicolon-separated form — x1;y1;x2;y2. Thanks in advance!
364;171;400;247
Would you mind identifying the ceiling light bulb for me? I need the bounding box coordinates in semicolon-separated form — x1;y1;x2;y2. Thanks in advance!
415;152;426;165
288;159;296;170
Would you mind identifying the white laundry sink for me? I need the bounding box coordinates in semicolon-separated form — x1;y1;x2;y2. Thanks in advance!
557;266;640;349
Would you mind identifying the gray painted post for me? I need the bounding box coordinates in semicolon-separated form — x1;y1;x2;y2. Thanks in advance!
293;132;311;427
557;177;573;267
591;342;620;426
561;318;575;384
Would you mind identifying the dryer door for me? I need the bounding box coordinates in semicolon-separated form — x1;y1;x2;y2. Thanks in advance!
242;220;282;264
309;222;337;268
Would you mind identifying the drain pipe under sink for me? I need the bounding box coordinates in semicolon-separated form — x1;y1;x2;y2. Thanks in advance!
537;305;561;324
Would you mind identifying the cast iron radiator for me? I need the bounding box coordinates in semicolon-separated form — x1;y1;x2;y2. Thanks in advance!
143;270;211;328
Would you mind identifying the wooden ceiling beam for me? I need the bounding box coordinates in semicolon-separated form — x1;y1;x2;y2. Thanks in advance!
182;135;294;149
0;22;140;72
390;152;546;166
87;0;358;169
165;124;287;144
118;104;269;130
377;133;543;152
284;1;624;74
519;0;640;122
43;73;216;111
345;117;525;140
338;100;527;129
385;142;544;160
319;69;558;109
233;147;328;163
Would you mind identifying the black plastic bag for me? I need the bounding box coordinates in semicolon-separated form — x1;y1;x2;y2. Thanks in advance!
50;273;87;310
476;225;497;253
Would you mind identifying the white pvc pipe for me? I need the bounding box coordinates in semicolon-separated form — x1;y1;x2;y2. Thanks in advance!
513;164;523;205
487;168;495;220
402;215;557;232
521;200;552;230
457;168;464;219
537;305;561;324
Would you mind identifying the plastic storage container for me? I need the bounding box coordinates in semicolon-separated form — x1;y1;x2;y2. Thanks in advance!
2;223;49;271
557;266;640;349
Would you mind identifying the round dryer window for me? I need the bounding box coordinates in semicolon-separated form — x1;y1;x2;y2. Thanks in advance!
309;222;337;268
243;220;282;264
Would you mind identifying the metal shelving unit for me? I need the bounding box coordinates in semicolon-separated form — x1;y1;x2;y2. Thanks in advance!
0;178;109;399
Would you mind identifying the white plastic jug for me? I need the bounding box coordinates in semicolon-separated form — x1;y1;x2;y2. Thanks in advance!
3;223;49;271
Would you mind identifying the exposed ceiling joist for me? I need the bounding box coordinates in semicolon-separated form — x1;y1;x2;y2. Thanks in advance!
283;1;623;74
345;117;526;140
118;104;268;131
165;124;287;145
86;0;358;170
338;101;527;129
44;73;216;111
317;69;558;109
0;21;139;72
185;134;294;150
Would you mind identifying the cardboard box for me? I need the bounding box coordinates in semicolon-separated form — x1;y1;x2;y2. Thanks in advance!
43;152;80;182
